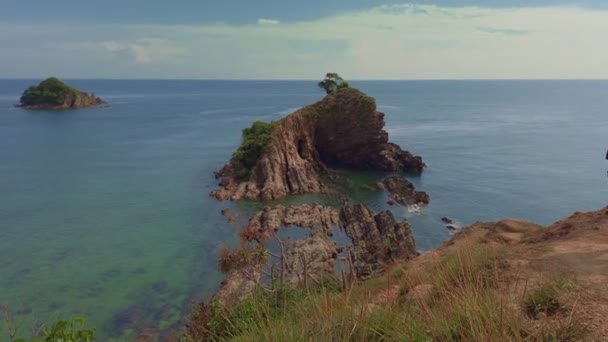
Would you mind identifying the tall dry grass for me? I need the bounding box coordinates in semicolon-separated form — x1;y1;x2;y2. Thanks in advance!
190;244;586;342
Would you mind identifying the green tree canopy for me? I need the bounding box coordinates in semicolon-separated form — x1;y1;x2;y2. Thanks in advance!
318;73;350;95
230;120;276;179
19;77;80;106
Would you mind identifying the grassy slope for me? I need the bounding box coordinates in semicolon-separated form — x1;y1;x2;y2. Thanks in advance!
187;206;608;341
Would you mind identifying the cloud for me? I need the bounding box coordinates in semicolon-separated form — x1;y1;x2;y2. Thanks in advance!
1;4;608;79
127;38;188;64
43;38;187;65
257;18;280;25
476;26;531;35
102;41;126;52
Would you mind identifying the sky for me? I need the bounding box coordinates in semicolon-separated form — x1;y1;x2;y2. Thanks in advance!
2;0;608;79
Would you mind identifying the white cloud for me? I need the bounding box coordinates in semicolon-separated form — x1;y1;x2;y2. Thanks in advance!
127;38;187;64
102;41;126;52
2;4;608;79
257;18;281;25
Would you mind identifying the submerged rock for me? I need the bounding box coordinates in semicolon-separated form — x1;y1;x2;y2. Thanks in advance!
220;207;240;224
211;88;425;201
441;217;454;224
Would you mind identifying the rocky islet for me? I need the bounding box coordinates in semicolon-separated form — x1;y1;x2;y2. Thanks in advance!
207;87;428;307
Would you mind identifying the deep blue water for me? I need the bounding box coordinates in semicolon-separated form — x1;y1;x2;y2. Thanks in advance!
1;80;607;340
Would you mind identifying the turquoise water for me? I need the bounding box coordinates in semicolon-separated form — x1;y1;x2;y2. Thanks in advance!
1;80;607;340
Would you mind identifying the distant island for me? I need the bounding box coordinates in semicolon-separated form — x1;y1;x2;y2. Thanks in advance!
17;77;104;110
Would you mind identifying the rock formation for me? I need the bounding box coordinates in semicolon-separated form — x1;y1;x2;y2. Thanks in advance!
212;88;425;201
241;204;341;286
241;204;340;242
379;175;430;206
211;203;417;306
340;204;417;280
17;77;104;110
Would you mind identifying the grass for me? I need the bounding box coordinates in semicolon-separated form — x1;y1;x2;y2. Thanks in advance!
187;244;588;341
524;282;561;319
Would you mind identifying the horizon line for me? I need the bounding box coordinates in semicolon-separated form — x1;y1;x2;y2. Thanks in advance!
2;78;608;82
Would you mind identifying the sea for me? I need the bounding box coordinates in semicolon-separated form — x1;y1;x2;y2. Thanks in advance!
0;80;607;340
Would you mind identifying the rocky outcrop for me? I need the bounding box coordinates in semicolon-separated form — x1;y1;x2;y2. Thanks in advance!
379;176;430;206
340;204;417;280
241;204;341;285
211;202;417;305
241;204;340;242
212;88;425;201
282;236;340;286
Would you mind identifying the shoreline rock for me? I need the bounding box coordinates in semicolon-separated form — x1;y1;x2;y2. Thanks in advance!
378;175;430;207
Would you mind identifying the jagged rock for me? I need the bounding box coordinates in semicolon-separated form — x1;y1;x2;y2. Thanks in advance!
340;204;417;280
282;236;339;286
209;202;418;309
241;204;340;242
378;176;430;206
441;217;454;224
212;88;425;201
240;204;341;285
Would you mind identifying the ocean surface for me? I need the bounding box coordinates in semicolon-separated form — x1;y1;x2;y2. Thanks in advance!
1;80;607;340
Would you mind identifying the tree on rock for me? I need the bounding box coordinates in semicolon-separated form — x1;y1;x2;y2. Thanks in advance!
318;73;349;95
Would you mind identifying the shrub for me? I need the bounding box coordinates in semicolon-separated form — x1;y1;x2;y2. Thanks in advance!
230;120;276;179
9;317;96;342
217;244;269;273
524;282;561;319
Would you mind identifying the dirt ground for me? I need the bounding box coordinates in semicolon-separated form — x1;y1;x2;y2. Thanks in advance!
405;206;608;340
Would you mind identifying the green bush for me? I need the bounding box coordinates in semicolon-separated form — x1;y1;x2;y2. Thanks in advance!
230;120;276;179
11;317;96;342
20;77;80;106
